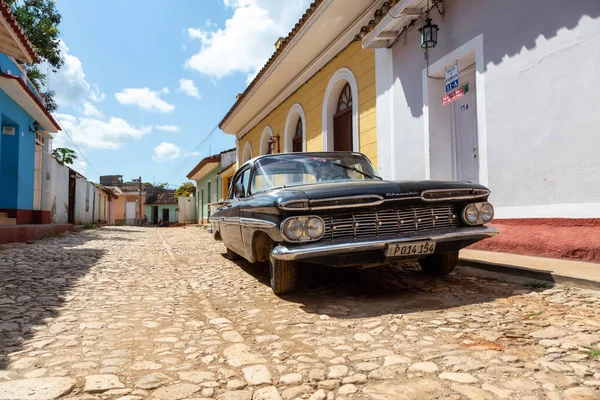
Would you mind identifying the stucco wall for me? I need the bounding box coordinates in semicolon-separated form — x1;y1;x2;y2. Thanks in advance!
195;166;220;223
48;157;69;224
145;204;178;224
381;0;600;217
114;193;145;224
178;196;196;224
0;88;36;210
74;177;98;225
237;41;377;167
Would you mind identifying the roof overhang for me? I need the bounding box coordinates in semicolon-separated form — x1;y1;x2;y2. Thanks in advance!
218;162;236;178
361;0;427;49
0;73;60;132
0;2;39;63
220;0;385;138
187;157;220;180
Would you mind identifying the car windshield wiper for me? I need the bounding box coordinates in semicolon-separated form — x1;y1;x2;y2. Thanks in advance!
331;162;382;180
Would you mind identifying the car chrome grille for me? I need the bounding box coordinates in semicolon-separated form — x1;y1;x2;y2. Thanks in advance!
322;205;458;240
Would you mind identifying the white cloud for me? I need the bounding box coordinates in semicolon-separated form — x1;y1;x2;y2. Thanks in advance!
178;79;201;99
83;102;102;118
115;87;175;113
185;151;200;157
153;142;181;162
185;0;311;82
49;40;105;110
155;124;180;132
54;113;152;150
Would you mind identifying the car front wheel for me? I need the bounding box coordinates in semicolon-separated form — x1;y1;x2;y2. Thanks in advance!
418;251;459;276
269;255;297;295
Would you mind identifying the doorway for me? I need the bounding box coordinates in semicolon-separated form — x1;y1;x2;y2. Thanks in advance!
424;35;487;185
452;69;478;182
151;205;158;225
68;173;76;224
162;208;169;223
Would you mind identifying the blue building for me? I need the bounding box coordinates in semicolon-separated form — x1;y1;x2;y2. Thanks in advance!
0;3;60;225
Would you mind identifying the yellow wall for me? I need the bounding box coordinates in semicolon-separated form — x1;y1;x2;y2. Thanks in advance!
237;41;377;168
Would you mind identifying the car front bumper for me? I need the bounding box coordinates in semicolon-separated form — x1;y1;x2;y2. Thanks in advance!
271;226;498;262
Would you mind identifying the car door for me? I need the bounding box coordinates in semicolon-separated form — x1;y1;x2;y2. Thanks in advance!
220;166;250;255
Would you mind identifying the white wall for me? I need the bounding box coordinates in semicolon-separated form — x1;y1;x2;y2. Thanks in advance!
221;150;236;168
74;177;98;225
48;157;69;224
381;0;600;217
178;196;197;224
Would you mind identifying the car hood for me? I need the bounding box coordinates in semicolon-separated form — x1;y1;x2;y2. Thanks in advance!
293;180;488;201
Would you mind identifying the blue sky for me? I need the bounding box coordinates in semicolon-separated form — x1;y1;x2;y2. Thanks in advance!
49;0;311;187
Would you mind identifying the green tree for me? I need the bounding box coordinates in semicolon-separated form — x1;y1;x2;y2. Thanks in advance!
6;0;63;112
6;0;63;70
52;147;77;165
175;182;196;201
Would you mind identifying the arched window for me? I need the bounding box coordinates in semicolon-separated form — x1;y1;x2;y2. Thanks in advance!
333;82;353;151
293;118;303;152
322;68;359;152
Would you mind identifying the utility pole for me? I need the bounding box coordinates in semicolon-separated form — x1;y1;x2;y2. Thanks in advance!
138;176;142;226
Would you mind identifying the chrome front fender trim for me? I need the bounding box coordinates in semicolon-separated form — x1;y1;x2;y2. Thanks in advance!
240;217;277;229
271;226;498;261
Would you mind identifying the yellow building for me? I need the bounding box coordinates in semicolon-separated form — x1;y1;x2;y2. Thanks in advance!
219;1;384;170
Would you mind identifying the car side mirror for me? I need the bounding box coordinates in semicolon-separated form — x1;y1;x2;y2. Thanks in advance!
234;182;245;198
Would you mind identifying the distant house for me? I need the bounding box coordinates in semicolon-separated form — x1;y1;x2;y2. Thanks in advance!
145;189;177;225
186;148;235;224
102;179;149;225
0;2;61;225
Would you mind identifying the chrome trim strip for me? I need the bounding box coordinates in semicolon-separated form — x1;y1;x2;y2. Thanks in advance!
221;217;240;225
421;188;490;202
280;195;384;211
271;226;498;261
239;217;277;229
382;196;422;202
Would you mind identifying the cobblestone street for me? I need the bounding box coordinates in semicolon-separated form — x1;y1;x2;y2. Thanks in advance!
0;226;599;400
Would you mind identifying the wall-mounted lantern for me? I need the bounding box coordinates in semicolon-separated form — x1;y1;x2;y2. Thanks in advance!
419;17;439;49
267;135;280;154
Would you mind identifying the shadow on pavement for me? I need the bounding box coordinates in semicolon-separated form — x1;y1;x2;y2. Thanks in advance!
227;251;532;319
0;232;106;371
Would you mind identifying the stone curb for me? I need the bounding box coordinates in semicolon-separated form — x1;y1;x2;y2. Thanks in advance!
458;258;600;290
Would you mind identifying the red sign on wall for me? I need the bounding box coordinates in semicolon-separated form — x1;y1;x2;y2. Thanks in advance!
442;87;465;106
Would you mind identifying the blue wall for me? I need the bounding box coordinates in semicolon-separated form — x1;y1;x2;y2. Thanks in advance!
0;80;36;210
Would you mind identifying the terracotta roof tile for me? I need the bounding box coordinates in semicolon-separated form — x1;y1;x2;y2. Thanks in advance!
0;1;40;63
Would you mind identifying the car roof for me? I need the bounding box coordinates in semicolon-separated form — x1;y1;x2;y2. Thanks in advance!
241;151;369;169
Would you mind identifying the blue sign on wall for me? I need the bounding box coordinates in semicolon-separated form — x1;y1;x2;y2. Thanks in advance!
445;62;459;93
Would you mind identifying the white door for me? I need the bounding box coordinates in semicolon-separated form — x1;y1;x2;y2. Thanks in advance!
452;70;479;182
33;144;43;210
125;202;136;225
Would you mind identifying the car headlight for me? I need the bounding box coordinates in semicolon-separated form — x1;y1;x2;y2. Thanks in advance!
283;218;305;241
462;202;494;225
281;216;325;242
463;204;480;225
480;203;494;222
305;217;324;239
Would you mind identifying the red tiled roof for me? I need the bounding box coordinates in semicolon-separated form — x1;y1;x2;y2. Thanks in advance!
0;1;40;63
218;0;324;129
186;154;220;180
0;72;60;130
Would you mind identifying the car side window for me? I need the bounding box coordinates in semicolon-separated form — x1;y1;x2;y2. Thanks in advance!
231;168;250;199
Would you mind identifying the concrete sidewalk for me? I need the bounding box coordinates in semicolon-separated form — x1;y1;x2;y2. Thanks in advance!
459;249;600;290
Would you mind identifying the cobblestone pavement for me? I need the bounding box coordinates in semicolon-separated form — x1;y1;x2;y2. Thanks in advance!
0;226;599;400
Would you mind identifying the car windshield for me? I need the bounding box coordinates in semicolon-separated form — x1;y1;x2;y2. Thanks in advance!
251;153;378;194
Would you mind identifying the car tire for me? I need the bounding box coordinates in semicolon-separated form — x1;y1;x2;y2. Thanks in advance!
419;251;459;276
225;248;240;261
269;255;297;295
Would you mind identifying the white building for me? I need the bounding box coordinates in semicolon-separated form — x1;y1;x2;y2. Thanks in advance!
363;0;599;219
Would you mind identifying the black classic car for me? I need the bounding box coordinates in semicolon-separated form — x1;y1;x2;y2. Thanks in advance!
210;152;497;294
